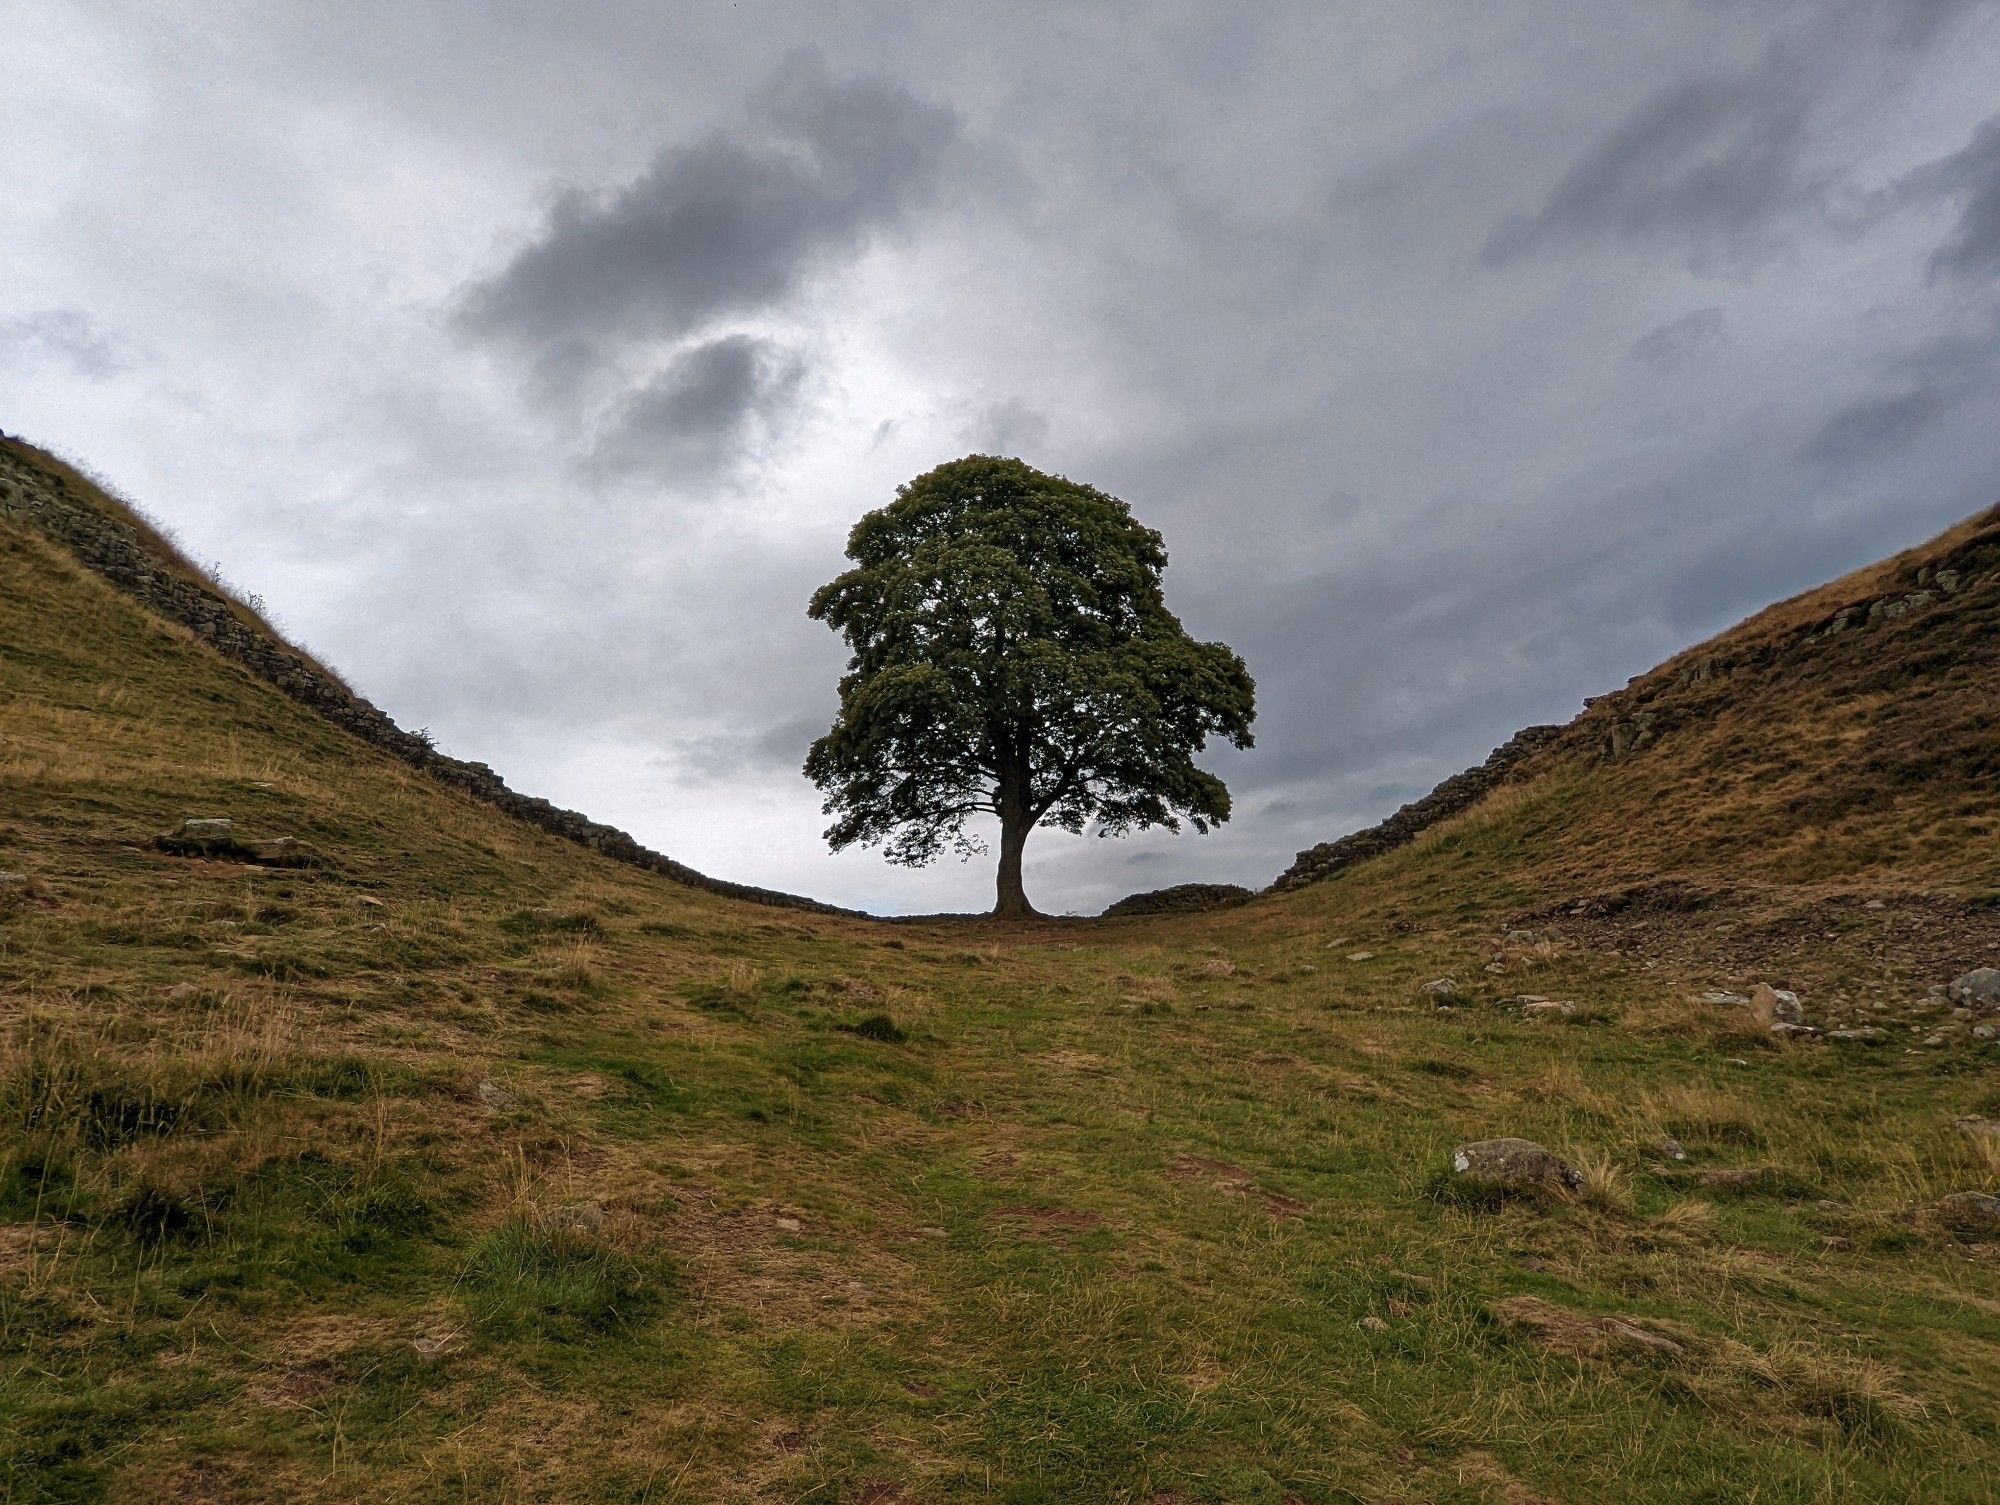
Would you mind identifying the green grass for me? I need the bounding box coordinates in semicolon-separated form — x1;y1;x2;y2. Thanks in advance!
3;502;2000;1501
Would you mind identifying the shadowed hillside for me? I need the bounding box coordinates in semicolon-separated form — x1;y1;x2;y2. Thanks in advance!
3;439;1998;1504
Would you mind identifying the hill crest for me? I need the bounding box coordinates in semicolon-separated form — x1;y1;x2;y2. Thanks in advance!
0;436;851;915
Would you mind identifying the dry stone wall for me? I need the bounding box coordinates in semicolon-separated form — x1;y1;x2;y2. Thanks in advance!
0;440;852;916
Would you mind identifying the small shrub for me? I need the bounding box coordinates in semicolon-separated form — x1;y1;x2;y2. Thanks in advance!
842;1013;908;1044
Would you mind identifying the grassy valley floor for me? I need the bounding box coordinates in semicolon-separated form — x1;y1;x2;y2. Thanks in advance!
4;499;2000;1502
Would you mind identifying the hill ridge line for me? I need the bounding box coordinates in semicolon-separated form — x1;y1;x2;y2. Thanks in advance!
1268;500;2000;895
0;437;858;917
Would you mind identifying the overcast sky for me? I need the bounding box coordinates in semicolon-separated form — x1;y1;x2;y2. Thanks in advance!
6;2;1999;913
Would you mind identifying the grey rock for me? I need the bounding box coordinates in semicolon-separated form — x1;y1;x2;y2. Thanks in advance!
474;1079;518;1111
1650;1138;1690;1163
1420;978;1463;1003
1699;991;1749;1007
1504;929;1538;945
178;818;235;839
1451;1137;1584;1195
1769;1022;1821;1041
1952;1116;2000;1141
248;836;321;867
1934;1191;2000;1235
546;1203;606;1235
1521;999;1579;1020
1825;1027;1887;1045
1946;968;2000;1013
1750;985;1803;1026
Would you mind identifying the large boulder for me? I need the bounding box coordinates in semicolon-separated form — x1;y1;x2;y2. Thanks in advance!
1934;1191;2000;1236
1450;1138;1584;1196
1947;969;2000;1013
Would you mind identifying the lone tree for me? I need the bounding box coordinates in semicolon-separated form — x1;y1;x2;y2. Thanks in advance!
805;455;1255;917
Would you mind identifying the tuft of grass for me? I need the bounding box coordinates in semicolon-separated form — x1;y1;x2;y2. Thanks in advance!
839;1012;908;1044
1570;1145;1635;1213
462;1212;661;1337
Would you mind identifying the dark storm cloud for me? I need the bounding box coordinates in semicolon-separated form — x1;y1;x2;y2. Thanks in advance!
651;712;827;784
587;334;806;480
1916;115;2000;280
0;309;128;379
1630;307;1726;367
1482;73;1821;268
458;51;958;365
1800;386;1950;467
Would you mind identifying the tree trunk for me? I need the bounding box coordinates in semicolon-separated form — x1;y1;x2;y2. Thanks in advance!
994;807;1036;917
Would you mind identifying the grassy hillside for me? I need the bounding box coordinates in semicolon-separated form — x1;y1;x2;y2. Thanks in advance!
3;460;1999;1504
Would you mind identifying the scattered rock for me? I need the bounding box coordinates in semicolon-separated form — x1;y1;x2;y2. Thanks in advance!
1450;1138;1584;1196
179;818;235;839
474;1079;517;1111
1359;1314;1391;1333
1825;1027;1887;1045
773;1214;804;1233
1947;968;2000;1013
1199;958;1237;978
1749;985;1803;1027
1769;1022;1822;1042
1933;1191;2000;1236
1649;1139;1691;1164
1976;1024;1997;1041
1345;950;1375;962
1504;929;1537;945
1420;978;1463;1003
1101;882;1253;918
1521;999;1578;1020
0;872;26;886
1699;991;1750;1007
547;1203;606;1235
409;1331;461;1359
248;837;321;868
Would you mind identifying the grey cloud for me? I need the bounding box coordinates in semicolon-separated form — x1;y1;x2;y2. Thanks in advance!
1;309;128;379
458;51;957;366
588;334;806;481
1918;115;2000;280
1630;307;1726;367
1482;74;1819;268
1801;387;1950;466
970;398;1050;455
1881;0;1991;47
650;712;825;784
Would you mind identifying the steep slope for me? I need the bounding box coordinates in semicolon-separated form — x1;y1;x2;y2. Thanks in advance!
0;437;847;914
1276;502;2000;896
4;445;1999;1505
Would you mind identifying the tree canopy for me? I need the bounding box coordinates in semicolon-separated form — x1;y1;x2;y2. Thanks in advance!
804;455;1255;915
